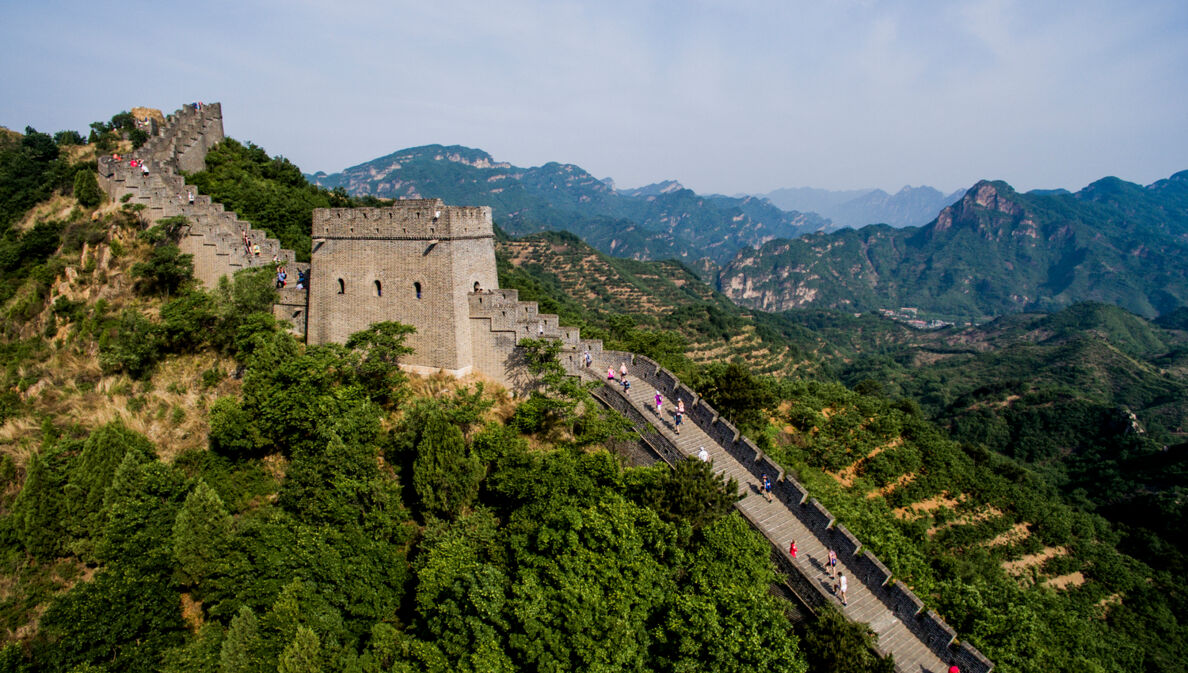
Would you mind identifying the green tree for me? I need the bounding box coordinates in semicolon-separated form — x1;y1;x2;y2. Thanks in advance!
64;422;157;537
11;451;67;559
657;514;808;673
72;170;102;208
693;360;777;434
98;308;163;378
636;457;741;530
277;627;321;673
220;606;263;673
413;413;483;519
172;480;233;588
131;243;194;296
160;623;224;673
345;321;415;406
800;606;894;673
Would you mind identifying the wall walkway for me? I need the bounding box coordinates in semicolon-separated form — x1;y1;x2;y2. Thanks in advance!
96;103;308;335
571;351;994;673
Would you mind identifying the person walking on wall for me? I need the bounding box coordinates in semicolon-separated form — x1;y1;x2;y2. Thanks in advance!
654;392;664;416
698;446;709;462
838;572;848;606
828;548;838;579
789;540;798;558
607;367;616;382
761;473;773;502
584;350;592;368
673;403;683;435
619;362;628;380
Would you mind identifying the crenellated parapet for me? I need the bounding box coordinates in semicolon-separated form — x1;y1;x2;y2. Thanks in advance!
95;101;306;335
313;200;493;240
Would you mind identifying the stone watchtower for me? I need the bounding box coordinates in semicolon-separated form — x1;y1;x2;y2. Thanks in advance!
306;200;498;376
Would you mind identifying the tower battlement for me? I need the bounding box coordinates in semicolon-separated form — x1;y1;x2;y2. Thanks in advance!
312;200;493;240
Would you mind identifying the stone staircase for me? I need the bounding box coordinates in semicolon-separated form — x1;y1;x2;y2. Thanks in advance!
96;103;308;334
570;350;994;673
468;288;598;347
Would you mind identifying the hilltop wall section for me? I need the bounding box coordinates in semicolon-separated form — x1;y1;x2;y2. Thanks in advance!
96;103;307;336
92;101;599;381
306;201;603;385
135;102;224;174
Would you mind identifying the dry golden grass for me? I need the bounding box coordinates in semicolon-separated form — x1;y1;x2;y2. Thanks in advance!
2;349;240;466
180;593;205;632
894;491;963;520
12;195;78;234
1044;572;1086;590
1003;546;1067;575
982;522;1032;548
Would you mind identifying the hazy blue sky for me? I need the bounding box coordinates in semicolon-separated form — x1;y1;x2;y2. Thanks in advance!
2;1;1185;195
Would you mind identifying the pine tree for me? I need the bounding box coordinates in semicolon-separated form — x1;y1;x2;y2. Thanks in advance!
73;169;103;208
277;627;321;673
220;606;261;673
413;413;483;519
172;480;232;587
66;421;156;534
12;452;66;558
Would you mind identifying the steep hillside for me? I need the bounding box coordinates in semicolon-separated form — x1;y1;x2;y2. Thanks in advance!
495;230;921;378
721;173;1188;319
837;303;1188;562
0;139;819;673
307;145;827;264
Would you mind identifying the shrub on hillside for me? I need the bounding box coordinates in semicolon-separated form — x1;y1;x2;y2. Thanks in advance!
72;170;103;208
131;244;193;296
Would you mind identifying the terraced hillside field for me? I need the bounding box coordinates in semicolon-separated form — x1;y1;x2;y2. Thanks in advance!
497;231;822;377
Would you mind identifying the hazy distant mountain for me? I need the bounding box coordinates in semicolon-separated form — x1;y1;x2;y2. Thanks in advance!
307;146;827;264
616;180;686;198
719;172;1188;319
760;186;875;218
761;185;964;229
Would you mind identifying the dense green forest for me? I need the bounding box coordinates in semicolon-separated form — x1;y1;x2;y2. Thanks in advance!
1;125;1186;672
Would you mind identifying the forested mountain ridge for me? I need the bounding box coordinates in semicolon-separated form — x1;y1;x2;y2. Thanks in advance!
306;144;827;264
719;172;1188;320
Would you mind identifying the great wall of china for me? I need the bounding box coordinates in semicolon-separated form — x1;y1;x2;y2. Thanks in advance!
96;102;991;673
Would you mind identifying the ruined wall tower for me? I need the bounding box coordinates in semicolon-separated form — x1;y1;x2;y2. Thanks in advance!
307;200;498;376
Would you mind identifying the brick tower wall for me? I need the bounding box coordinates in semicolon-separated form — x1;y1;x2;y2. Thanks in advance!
306;201;497;374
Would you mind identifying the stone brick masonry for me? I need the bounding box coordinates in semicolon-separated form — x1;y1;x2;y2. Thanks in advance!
99;102;600;388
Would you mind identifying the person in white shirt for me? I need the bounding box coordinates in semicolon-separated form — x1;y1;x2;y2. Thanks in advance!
697;447;709;462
